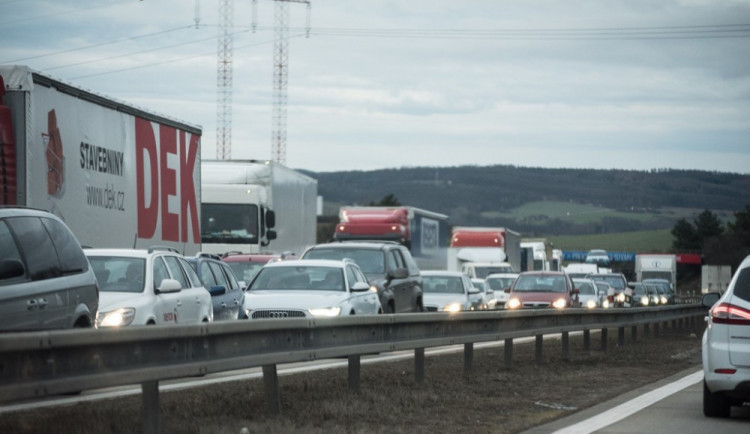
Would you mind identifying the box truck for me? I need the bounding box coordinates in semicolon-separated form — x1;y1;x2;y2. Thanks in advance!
701;265;732;294
0;65;202;253
635;254;677;289
333;206;450;270
200;160;317;257
447;227;522;276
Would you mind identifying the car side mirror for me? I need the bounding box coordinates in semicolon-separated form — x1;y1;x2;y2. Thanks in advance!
486;289;494;295
504;287;511;293
702;292;721;308
156;278;182;293
572;288;579;294
468;287;480;295
350;282;370;292
209;285;227;296
0;259;25;280
388;267;409;281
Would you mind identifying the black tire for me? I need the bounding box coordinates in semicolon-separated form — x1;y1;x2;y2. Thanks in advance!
703;380;732;418
384;301;395;314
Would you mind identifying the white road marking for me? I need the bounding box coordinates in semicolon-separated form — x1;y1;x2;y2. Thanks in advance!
552;370;704;434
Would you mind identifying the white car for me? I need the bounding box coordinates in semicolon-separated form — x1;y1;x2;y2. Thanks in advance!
471;278;496;310
485;273;519;309
572;278;601;309
702;254;750;417
85;248;213;327
421;271;479;312
243;259;381;318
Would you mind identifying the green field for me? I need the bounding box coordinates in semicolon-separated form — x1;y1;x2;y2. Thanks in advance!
546;228;673;253
481;201;698;226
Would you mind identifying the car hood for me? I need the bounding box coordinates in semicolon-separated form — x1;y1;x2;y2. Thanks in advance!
244;290;350;309
423;293;468;306
98;291;148;311
509;292;568;303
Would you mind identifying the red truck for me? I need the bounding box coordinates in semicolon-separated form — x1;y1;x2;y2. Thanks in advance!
333;206;450;270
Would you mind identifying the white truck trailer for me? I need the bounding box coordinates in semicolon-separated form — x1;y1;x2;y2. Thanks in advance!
0;65;202;253
701;265;732;294
635;254;677;290
200;160;317;256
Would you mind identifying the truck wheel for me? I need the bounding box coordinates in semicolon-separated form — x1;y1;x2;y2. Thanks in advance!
703;380;731;418
384;302;395;314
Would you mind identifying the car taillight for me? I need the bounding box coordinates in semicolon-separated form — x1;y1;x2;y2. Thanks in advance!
711;302;750;325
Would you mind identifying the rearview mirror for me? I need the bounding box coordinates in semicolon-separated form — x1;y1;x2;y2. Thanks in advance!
350;282;370;292
156;278;182;294
209;285;227;296
388;267;409;280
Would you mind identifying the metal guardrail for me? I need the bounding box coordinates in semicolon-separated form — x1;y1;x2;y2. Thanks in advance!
0;305;706;433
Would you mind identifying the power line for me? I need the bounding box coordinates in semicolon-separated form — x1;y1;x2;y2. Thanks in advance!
2;25;195;64
1;0;133;26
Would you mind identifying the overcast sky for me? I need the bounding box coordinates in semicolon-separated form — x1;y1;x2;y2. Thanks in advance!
2;0;749;173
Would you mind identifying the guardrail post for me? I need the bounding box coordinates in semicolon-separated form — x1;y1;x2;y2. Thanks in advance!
654;322;660;337
631;325;637;342
142;381;161;434
601;328;608;351
504;338;513;368
644;323;650;337
348;355;361;391
535;335;543;364
561;332;569;361
263;364;281;414
464;343;474;376
583;329;590;351
415;348;425;383
618;327;625;347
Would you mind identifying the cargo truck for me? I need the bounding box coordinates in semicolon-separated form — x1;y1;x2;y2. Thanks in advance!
635;254;677;290
447;227;522;276
0;65;202;253
200;160;317;257
333;206;450;270
701;265;732;294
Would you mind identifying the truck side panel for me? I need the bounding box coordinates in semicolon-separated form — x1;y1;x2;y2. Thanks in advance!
268;164;318;256
409;210;449;271
2;66;202;253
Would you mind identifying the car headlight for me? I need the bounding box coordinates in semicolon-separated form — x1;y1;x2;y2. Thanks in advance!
308;307;342;317
616;293;625;303
97;308;136;327
586;299;597;309
506;298;521;310
602;299;611;308
660;296;668;304
641;295;649;306
443;303;462;313
552;298;567;309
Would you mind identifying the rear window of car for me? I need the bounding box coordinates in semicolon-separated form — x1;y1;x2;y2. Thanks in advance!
304;248;385;274
5;216;60;281
733;268;750;302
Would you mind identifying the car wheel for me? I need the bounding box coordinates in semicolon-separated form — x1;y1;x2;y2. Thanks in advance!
703;380;732;418
384;301;395;314
417;298;425;312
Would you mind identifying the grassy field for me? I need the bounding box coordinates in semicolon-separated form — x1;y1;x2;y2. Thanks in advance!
547;228;674;252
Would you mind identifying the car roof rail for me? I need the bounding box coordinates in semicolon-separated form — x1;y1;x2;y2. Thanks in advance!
221;250;245;258
196;252;222;260
147;245;180;254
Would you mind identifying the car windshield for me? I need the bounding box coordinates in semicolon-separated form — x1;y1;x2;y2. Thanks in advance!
513;275;567;293
227;261;265;283
589;275;626;290
88;256;146;293
473;266;513;279
303;248;385;274
200;203;259;245
486;277;515;291
575;281;596;295
248;266;345;291
423;276;465;294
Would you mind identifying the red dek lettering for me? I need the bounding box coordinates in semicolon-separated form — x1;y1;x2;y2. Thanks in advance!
135;117;200;243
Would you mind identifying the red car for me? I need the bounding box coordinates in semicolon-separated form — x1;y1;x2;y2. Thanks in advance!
505;271;580;309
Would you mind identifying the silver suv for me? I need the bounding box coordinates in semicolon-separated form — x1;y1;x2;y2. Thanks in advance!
0;207;98;331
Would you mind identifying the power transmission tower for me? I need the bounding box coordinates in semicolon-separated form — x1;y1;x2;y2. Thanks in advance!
271;0;310;165
216;0;233;160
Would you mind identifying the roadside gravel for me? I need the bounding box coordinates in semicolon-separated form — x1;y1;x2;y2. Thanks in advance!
0;321;705;434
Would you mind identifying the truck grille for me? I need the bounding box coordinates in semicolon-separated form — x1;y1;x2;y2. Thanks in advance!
251;309;306;319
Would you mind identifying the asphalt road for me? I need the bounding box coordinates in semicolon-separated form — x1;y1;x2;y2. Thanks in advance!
525;368;750;434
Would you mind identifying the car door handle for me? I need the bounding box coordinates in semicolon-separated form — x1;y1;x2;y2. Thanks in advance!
176;300;182;307
221;302;228;308
27;298;48;310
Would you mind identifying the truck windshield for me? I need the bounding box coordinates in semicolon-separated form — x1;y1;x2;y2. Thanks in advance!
201;204;259;244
